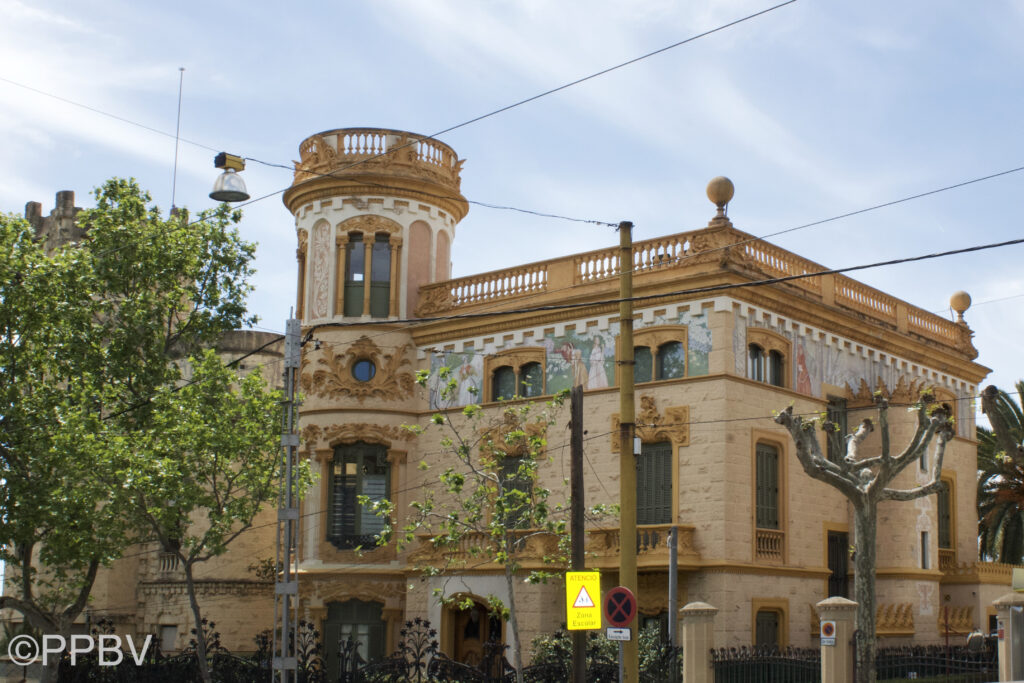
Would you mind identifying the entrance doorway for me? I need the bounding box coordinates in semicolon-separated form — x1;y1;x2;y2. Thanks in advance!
443;598;505;668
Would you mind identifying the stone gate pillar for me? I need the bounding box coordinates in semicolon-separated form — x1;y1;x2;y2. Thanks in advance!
816;597;857;683
993;592;1024;681
680;602;717;683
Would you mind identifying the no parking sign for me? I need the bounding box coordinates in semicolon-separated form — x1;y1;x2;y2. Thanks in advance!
820;620;836;646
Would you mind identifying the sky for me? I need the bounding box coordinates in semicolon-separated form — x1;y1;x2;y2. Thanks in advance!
1;0;1023;398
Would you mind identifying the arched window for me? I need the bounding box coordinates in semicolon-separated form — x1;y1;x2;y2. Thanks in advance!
328;442;389;549
634;346;653;384
768;350;785;388
518;362;543;398
492;366;516;401
656;341;685;380
748;344;765;382
484;349;546;402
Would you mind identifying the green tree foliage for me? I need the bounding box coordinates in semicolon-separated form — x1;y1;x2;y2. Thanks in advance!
0;178;261;682
376;368;608;683
127;349;310;683
978;382;1024;563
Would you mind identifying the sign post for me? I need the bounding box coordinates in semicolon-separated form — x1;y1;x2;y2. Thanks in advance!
603;586;637;683
565;572;602;631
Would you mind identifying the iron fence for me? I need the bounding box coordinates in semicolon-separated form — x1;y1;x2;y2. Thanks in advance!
874;642;997;682
711;645;821;683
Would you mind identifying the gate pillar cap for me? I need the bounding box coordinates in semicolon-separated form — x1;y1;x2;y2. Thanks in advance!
993;592;1024;607
680;601;718;615
816;597;857;609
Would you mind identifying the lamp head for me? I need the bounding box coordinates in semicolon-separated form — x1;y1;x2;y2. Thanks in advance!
210;153;249;202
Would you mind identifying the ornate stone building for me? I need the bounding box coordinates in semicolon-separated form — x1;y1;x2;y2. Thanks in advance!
282;127;1008;677
8;128;1014;676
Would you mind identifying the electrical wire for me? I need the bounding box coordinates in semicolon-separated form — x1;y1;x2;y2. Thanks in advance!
307;233;1024;331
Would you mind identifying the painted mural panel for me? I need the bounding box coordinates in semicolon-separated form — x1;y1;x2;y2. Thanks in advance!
428;351;482;410
423;309;713;409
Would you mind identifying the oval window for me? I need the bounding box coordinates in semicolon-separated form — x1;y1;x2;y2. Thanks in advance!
352;359;376;382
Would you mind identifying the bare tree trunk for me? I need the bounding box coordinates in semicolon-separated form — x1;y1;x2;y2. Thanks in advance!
503;551;525;683
853;503;877;683
183;561;213;683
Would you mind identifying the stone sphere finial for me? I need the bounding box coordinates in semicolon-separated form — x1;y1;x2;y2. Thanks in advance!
706;176;734;218
950;291;971;324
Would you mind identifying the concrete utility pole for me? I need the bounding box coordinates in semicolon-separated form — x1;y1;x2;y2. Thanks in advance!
617;221;639;683
272;318;301;682
570;384;586;683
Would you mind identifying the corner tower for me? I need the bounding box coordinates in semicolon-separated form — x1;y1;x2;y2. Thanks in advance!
283;128;468;321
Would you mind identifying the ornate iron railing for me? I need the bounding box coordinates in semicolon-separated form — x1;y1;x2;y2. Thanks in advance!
711;645;821;683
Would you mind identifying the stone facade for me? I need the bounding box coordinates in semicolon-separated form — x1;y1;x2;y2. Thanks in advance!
7;132;1010;673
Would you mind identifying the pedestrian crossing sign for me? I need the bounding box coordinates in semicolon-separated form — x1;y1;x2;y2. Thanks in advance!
565;571;601;630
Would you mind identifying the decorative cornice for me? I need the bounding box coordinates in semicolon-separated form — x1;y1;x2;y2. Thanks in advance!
337;214;403;236
301;422;416;457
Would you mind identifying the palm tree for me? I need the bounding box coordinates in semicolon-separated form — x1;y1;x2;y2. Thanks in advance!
978;382;1024;562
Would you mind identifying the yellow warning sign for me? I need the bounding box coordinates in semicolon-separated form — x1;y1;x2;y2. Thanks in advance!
565;571;601;630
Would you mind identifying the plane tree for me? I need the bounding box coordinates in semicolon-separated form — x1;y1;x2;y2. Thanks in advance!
774;393;954;683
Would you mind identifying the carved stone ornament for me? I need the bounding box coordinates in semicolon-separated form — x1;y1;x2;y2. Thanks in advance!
300;336;415;403
848;376;929;407
297;228;308;256
311;580;406;604
611;395;689;453
337;214;403;237
301;422;416;457
413;284;453;317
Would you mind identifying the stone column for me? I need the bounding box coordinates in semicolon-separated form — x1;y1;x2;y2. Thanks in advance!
680;601;717;683
334;233;349;317
993;592;1024;681
389;235;402;318
816;597;857;683
362;238;373;316
296;230;308;321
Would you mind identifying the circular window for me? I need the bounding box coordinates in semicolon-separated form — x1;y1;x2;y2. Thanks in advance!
352;359;376;382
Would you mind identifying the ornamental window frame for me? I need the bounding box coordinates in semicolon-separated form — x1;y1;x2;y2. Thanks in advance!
746;328;790;388
623;325;689;384
483;348;547;402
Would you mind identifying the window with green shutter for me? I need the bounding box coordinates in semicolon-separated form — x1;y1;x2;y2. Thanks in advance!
755;609;780;647
826;397;848;463
937;482;952;549
323;600;386;679
637;441;672;525
756;443;780;530
369;234;391;317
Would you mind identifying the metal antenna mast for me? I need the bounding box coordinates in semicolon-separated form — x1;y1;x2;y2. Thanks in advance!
272;318;301;682
170;67;185;211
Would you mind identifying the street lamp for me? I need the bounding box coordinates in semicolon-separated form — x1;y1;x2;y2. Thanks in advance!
209;152;250;202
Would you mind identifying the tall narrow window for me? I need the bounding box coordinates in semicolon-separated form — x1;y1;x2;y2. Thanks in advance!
748;345;765;382
519;362;543;397
656;342;686;380
937;482;952;550
755;610;780;647
344;234;365;317
492;366;516;401
637;441;672;525
756;443;780;530
369;234;391;318
767;350;785;387
634;346;653;383
329;442;389;549
921;531;930;569
827;531;849;598
826;397;848;463
499;456;533;528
